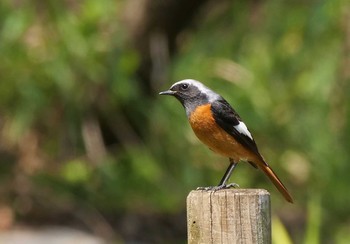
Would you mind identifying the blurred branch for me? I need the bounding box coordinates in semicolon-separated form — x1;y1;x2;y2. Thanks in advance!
82;116;106;166
213;58;253;87
149;32;170;91
75;204;117;241
124;0;210;93
329;6;350;134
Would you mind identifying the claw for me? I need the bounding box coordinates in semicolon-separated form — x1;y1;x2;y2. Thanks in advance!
196;183;239;191
225;183;240;188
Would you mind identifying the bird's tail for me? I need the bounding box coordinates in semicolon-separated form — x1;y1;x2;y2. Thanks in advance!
259;163;293;203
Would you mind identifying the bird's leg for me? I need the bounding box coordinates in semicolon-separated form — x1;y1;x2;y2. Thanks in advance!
218;158;238;187
197;158;239;191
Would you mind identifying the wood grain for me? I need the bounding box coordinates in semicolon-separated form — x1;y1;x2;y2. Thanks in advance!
187;189;271;244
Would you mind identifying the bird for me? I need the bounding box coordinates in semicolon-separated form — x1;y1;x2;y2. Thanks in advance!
159;79;293;203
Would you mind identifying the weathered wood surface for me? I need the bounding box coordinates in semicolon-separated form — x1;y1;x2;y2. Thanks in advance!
187;189;271;244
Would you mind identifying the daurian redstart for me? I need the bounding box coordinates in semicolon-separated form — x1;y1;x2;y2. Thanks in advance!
159;79;293;203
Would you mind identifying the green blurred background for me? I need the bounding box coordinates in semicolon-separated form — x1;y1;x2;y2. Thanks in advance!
0;0;349;243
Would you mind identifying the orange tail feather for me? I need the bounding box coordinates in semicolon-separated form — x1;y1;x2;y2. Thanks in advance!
259;164;293;203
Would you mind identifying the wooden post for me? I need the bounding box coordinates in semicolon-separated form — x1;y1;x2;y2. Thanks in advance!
187;189;271;244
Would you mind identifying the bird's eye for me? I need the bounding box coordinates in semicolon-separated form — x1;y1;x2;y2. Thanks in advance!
180;83;189;90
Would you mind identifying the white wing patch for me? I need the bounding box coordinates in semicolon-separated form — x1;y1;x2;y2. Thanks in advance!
234;121;253;140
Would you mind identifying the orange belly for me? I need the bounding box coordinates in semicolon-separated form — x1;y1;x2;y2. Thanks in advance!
189;104;258;163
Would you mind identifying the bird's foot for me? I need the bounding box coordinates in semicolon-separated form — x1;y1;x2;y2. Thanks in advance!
196;183;239;191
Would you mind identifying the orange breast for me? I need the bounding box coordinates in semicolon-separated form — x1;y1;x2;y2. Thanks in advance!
189;104;258;163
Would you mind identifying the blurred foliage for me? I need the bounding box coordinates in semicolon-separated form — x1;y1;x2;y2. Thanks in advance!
0;0;350;243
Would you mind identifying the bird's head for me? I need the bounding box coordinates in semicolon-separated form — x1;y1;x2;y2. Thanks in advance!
159;79;220;116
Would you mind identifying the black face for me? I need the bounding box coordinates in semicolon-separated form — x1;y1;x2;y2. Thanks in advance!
167;82;201;101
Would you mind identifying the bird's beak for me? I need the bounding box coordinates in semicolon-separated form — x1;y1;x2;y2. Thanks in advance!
159;90;176;96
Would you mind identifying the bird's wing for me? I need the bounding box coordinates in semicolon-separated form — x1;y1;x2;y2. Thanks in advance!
210;99;265;164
